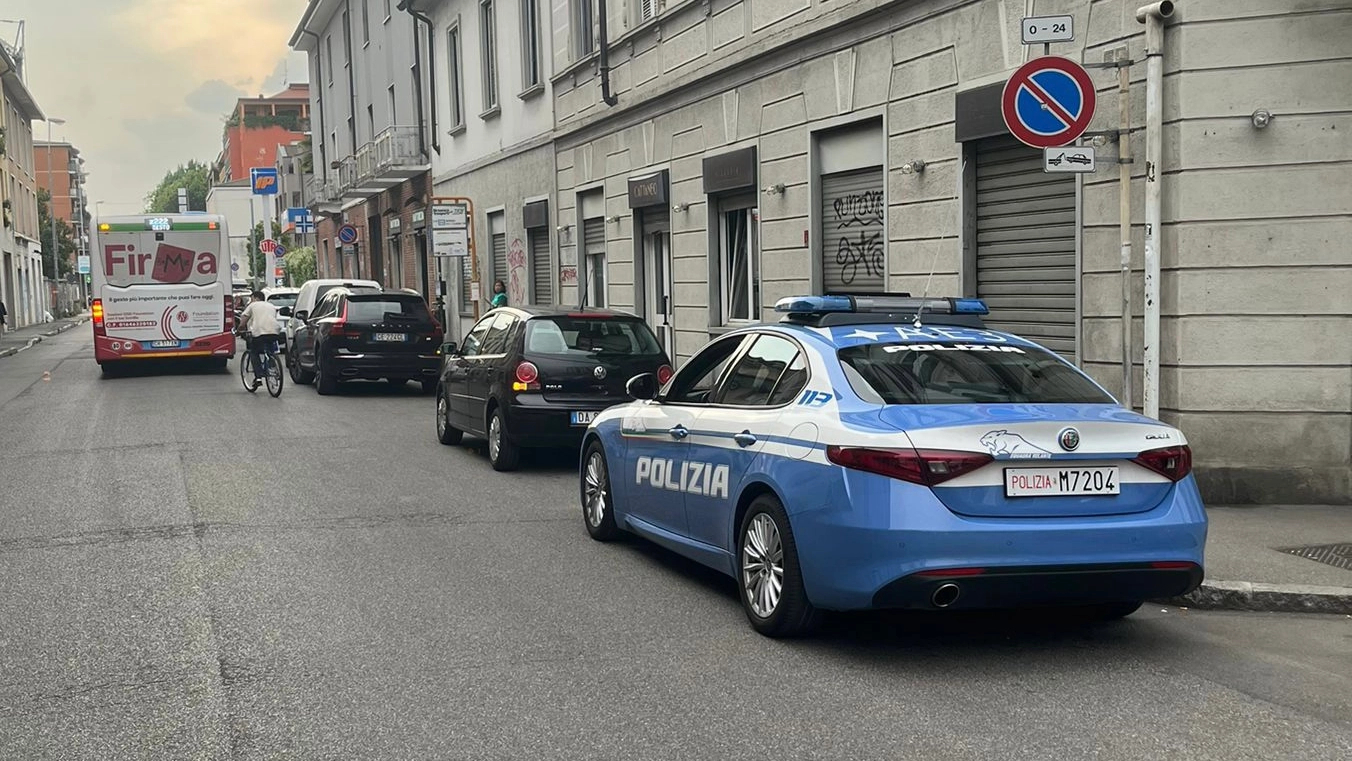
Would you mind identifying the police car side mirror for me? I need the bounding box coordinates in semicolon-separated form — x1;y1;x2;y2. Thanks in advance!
626;373;658;401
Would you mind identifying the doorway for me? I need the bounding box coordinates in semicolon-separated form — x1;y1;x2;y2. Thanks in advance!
641;211;674;358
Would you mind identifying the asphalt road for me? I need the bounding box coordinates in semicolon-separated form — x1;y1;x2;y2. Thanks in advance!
2;329;1350;760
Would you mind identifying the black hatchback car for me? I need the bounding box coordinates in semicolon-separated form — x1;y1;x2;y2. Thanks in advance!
436;306;672;471
289;287;444;395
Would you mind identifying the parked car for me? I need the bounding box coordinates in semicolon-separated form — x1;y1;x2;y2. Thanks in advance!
577;294;1206;637
284;278;381;376
262;286;300;351
435;306;673;471
289;286;443;395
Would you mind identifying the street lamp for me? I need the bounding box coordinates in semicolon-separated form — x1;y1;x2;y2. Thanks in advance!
45;117;65;320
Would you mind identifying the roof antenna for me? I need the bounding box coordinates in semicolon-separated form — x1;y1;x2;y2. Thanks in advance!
913;155;967;328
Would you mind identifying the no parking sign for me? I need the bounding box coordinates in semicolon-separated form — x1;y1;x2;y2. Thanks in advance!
1001;56;1097;149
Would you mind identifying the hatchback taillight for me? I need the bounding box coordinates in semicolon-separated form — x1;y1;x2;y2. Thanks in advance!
826;446;992;487
1133;445;1192;482
657;364;674;385
513;361;541;392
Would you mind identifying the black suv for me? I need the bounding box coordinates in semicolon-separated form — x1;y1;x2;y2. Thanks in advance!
290;287;444;395
436;307;672;471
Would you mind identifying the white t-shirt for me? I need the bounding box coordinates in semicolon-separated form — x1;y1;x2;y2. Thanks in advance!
240;300;282;336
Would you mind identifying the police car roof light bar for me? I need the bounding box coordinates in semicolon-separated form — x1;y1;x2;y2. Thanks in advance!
773;295;989;316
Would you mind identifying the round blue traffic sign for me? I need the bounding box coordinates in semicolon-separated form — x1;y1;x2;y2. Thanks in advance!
1001;56;1097;149
338;224;359;245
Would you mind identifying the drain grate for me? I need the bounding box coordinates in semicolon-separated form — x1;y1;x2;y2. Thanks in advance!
1279;543;1352;571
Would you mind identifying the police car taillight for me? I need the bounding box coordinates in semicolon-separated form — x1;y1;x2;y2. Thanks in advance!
1133;445;1192;482
826;446;992;486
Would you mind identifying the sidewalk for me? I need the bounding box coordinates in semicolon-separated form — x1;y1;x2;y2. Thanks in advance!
1157;505;1352;615
0;313;89;358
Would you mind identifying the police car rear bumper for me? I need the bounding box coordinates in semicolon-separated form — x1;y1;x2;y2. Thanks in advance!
791;474;1208;611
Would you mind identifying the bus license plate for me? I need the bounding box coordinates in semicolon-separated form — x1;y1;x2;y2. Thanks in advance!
1005;466;1120;497
570;411;597;426
373;333;406;342
150;340;181;348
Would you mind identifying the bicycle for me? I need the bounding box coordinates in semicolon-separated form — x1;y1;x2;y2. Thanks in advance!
238;331;284;397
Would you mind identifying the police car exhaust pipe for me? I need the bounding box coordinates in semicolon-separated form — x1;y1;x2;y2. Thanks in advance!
931;583;961;609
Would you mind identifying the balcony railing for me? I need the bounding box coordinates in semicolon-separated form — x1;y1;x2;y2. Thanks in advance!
338;157;360;196
373;126;423;174
355;141;377;185
332;126;430;199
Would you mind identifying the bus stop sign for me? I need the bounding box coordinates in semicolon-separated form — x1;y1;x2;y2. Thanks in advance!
1001;56;1097;148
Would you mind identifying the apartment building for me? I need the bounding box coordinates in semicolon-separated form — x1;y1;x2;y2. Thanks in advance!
291;0;433;302
0;42;45;328
34;140;89;274
212;85;311;185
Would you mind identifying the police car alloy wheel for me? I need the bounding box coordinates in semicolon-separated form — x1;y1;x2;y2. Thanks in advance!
436;392;463;446
581;442;620;541
737;495;820;638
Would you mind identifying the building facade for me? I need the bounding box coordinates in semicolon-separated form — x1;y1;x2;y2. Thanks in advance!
0;43;45;328
205;179;262;288
291;0;433;307
544;0;1350;503
34;141;89;275
212;85;311;185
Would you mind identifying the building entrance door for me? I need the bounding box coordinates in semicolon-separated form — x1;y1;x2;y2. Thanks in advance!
642;212;673;358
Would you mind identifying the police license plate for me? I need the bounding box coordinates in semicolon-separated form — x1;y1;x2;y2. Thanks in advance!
1005;466;1120;497
373;333;406;342
570;411;597;426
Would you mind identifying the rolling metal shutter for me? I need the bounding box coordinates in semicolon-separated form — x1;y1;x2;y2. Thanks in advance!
974;136;1077;361
491;232;508;287
530;231;551;304
820;167;886;295
460;255;473;315
583;217;606;307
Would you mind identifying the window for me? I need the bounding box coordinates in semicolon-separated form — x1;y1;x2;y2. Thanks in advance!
716;335;805;407
388;85;397;126
345;296;432;322
524;317;663;357
342;12;352;65
447;24;465;129
520;0;542;90
366;104;375;141
636;0;658;25
582;215;605;308
573;0;595;59
361;0;371;44
479;0;499;113
718;201;758;323
347;116;356;155
459;313;498;357
837;342;1115;405
664;335;748;405
478;312;517;355
325;36;334;83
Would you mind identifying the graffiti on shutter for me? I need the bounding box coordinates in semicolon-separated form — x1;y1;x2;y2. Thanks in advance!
820;168;885;294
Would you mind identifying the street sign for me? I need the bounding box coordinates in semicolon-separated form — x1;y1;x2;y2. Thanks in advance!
1021;15;1074;44
337;224;359;245
259;238;279;254
287;207;314;234
275;245;286;257
1044;146;1097;173
231;262;240;272
77;255;91;274
249;167;280;195
432;202;468;230
1001;56;1097;149
434;228;469;257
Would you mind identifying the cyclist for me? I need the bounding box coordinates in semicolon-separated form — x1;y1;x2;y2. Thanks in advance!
236;289;282;389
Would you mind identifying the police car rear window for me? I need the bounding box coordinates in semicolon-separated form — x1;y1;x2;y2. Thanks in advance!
837;343;1114;405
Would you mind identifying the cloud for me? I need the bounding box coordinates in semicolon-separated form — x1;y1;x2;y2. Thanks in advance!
185;80;248;116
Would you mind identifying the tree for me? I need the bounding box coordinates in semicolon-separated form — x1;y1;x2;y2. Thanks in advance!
245;220;293;286
283;246;317;285
38;189;76;279
144;160;212;213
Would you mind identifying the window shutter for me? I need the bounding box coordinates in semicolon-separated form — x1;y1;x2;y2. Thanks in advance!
530;231;551;304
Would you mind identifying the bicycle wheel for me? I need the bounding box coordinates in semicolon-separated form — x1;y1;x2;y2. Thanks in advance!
240;352;258;393
265;353;284;397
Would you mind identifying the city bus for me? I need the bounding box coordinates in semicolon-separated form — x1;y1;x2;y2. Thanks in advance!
91;213;236;372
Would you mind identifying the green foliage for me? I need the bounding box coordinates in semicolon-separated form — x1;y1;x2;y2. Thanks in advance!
283;246;317;285
224;111;306;132
38;189;76;278
143;160;212;214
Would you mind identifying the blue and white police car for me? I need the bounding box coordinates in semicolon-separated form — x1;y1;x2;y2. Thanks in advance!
577;294;1207;637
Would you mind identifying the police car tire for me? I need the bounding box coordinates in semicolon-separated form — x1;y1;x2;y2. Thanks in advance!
581;441;621;542
738;495;820;638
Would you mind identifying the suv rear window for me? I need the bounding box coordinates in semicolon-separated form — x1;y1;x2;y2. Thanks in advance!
345;297;432;322
838;342;1114;405
525;317;663;357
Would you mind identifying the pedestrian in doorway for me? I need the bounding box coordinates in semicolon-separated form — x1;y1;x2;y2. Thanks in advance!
489;280;508;309
0;298;7;334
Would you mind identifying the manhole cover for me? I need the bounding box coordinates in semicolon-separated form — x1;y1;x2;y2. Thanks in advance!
1279;543;1352;571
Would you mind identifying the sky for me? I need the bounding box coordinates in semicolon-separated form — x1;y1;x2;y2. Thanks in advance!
4;0;310;213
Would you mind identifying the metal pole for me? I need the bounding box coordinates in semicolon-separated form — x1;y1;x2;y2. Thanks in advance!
1137;2;1173;420
46;120;58;319
1118;54;1133;410
249;194;258;288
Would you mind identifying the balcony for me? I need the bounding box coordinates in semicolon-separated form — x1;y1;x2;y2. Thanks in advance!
309;175;342;212
333;126;430;200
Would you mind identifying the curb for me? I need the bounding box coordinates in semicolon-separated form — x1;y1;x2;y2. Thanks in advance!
1154;579;1352;615
0;320;84;359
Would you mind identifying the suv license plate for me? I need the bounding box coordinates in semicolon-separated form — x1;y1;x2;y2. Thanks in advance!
373;333;406;342
1005;466;1120;497
570;411;597;426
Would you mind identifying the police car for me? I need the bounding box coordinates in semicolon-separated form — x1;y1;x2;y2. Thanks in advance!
578;294;1207;638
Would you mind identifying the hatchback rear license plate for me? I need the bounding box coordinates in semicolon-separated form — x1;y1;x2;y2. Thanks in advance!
570;411;597;426
1005;466;1120;497
373;333;407;342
